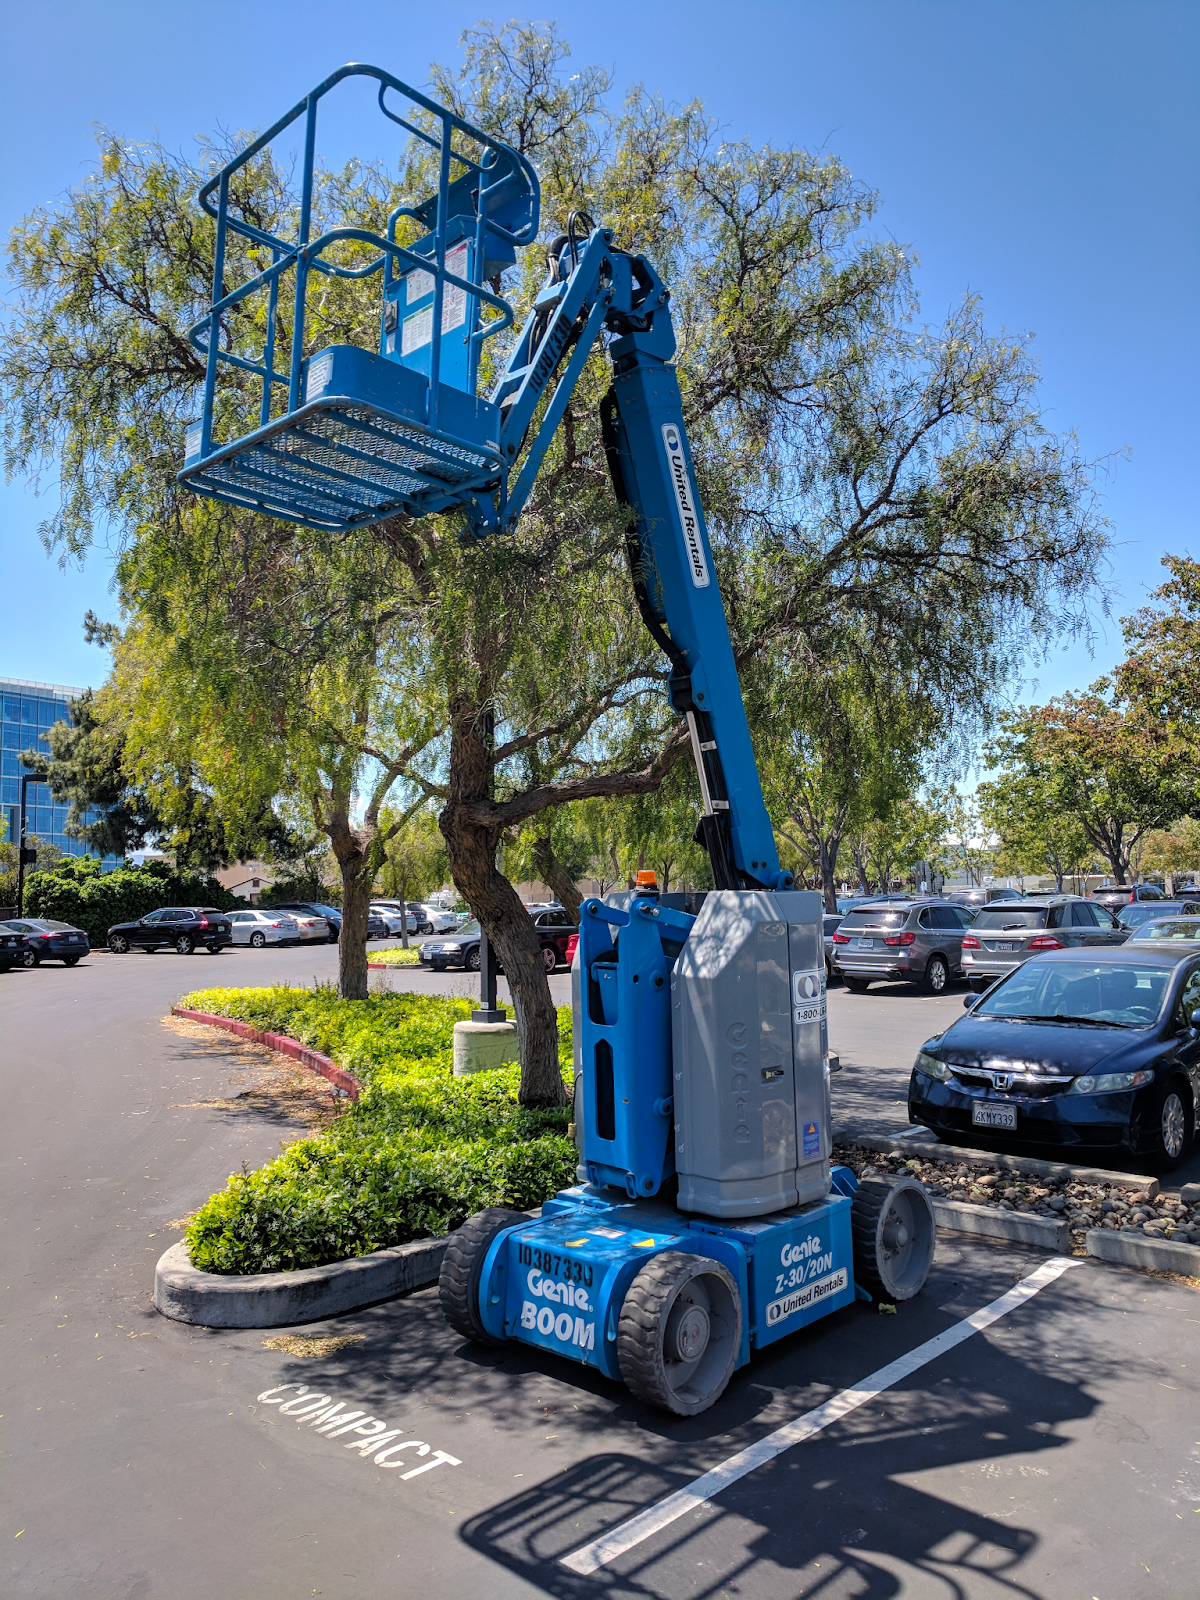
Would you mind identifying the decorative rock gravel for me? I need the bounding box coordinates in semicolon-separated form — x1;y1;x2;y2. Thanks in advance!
833;1143;1200;1257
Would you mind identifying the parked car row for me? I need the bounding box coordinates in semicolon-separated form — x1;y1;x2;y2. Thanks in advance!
418;905;577;973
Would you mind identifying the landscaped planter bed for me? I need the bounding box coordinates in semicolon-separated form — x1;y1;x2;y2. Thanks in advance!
173;985;576;1277
833;1142;1200;1256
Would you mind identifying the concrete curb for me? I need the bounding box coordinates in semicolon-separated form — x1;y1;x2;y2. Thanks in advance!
839;1127;1160;1198
931;1198;1070;1252
153;1236;449;1328
1084;1228;1200;1275
171;1007;360;1100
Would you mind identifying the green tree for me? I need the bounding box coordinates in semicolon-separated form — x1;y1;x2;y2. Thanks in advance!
0;22;1110;1102
978;719;1095;890
376;806;449;945
847;794;947;895
1008;690;1191;885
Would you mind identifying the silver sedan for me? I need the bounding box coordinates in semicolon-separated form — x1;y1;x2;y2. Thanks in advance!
227;909;300;947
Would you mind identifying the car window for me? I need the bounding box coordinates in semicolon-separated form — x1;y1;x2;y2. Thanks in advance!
1141;885;1165;899
973;960;1171;1026
143;910;168;924
1070;902;1098;927
840;909;907;930
951;906;975;928
1132;919;1200;942
456;920;480;936
822;916;843;934
930;907;958;929
1178;967;1200;1026
974;907;1048;930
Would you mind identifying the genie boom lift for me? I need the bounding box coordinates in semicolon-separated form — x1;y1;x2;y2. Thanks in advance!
180;65;937;1415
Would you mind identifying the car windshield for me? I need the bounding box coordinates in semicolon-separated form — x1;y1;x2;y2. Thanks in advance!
455;921;480;936
973;907;1049;930
973;960;1172;1027
1130;919;1200;943
840;909;906;930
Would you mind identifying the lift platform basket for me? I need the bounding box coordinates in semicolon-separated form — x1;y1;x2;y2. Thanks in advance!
176;64;537;533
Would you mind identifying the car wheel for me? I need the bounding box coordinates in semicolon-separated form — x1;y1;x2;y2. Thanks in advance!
541;946;558;974
63;956;80;967
250;931;266;948
923;954;949;995
328;930;339;944
208;943;223;954
109;935;130;954
175;934;195;955
21;948;39;968
845;976;870;994
418;922;433;935
1148;1079;1194;1171
969;977;991;994
465;945;481;972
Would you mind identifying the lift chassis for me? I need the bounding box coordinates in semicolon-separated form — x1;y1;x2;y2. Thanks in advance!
180;64;937;1414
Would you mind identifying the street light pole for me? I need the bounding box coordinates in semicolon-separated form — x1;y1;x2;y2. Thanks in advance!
16;769;39;918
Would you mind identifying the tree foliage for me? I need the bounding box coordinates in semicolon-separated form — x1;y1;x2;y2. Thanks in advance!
1;21;1111;1101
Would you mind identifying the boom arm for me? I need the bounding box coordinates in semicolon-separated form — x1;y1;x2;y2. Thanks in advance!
487;225;787;892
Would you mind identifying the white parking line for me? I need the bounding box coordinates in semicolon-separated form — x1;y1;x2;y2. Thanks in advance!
561;1256;1083;1576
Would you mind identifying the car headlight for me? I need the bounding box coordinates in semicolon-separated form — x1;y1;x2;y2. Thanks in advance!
914;1051;952;1081
1066;1069;1154;1095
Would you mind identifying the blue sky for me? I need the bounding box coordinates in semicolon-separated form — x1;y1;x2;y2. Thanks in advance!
2;1;1196;705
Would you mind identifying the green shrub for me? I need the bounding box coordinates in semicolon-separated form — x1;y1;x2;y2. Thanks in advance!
26;856;236;947
180;987;577;1273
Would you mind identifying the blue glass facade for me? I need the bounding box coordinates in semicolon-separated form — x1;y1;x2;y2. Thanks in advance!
1;678;119;868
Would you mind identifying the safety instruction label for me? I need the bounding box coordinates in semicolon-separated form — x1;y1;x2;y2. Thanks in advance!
402;242;470;353
305;351;334;400
766;1268;848;1326
802;1120;821;1158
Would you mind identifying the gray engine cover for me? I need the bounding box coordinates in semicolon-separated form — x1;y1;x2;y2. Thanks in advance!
671;890;831;1219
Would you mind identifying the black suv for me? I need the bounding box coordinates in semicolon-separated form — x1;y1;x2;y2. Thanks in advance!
107;906;232;955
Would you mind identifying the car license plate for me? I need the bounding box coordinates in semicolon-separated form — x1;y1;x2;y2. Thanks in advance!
991;942;1015;952
855;938;874;948
972;1103;1017;1130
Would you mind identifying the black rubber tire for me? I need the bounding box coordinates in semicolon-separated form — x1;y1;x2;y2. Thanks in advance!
852;1176;936;1301
418;922;433;935
175;934;195;955
439;1207;526;1345
109;935;129;955
21;949;38;968
617;1251;742;1417
250;931;266;948
923;955;949;995
1145;1076;1194;1172
63;956;80;967
465;945;481;972
845;976;870;994
328;930;339;944
208;943;223;953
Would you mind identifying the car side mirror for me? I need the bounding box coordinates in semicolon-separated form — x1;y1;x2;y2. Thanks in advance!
963;994;979;1010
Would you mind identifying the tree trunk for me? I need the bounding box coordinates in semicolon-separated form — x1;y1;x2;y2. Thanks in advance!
440;696;568;1108
532;829;582;925
399;871;410;948
326;801;375;1000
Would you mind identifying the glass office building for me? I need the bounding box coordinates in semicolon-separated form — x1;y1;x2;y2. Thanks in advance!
1;678;119;868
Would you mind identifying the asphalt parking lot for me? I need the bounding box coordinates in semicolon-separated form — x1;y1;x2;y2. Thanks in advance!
3;941;1199;1597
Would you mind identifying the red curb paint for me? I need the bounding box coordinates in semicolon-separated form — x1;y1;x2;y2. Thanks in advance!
171;1007;361;1100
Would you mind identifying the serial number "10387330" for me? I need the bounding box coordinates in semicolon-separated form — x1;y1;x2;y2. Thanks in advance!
516;1243;594;1286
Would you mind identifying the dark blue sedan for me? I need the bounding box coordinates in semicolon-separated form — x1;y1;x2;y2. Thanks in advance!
908;946;1200;1170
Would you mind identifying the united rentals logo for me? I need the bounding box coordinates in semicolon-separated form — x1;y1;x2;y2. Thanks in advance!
660;424;711;589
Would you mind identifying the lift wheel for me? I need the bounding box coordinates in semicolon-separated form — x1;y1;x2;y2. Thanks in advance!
617;1251;742;1416
851;1176;936;1301
439;1207;526;1345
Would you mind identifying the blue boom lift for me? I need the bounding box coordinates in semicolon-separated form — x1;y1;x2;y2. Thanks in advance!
181;66;937;1415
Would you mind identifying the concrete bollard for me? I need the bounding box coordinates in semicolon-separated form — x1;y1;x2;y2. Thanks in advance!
453;1019;519;1077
